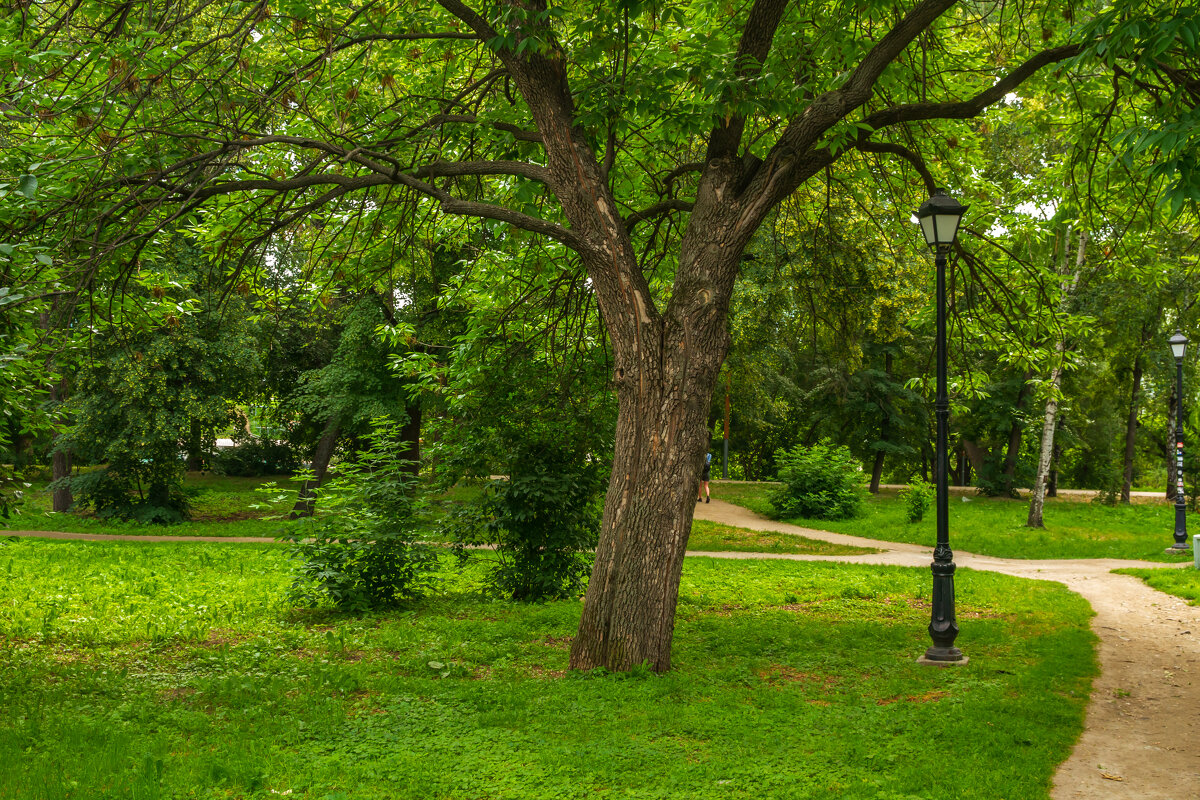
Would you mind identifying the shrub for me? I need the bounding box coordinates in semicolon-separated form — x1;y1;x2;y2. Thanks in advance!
899;478;935;522
65;466;190;524
209;437;301;477
283;421;437;611
447;438;604;602
768;440;865;521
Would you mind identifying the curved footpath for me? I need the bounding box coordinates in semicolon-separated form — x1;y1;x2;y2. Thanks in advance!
7;504;1200;798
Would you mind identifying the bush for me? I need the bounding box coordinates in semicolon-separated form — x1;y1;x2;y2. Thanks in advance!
768;440;865;521
447;438;604;602
65;466;190;524
209;437;301;477
284;421;437;611
899;478;935;522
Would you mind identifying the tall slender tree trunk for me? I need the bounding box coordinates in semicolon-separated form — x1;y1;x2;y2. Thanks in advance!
291;417;340;518
1120;354;1145;503
1028;227;1087;527
1047;426;1060;498
869;351;892;494
1027;350;1066;528
186;419;204;472
49;379;72;512
1167;389;1178;499
399;402;422;478
1000;370;1035;496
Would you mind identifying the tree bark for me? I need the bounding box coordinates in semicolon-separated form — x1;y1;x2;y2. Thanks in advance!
1047;417;1061;498
1167;389;1178;499
186;419;204;472
1028;227;1086;527
1027;351;1065;528
1120;354;1144;503
999;370;1035;495
869;351;892;494
290;417;340;518
399;401;422;478
49;379;72;512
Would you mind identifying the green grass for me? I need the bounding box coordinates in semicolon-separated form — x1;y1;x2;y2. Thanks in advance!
5;473;297;538
0;538;1096;799
714;481;1192;562
688;519;878;556
1114;567;1200;604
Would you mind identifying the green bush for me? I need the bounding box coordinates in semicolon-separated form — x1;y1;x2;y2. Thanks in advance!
283;421;437;611
209;437;301;477
65;466;191;524
768;440;865;521
899;477;935;522
448;438;604;602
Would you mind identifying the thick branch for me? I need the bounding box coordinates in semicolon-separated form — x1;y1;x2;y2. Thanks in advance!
413;113;543;143
855;141;935;192
859;44;1084;131
623;199;694;233
706;0;791;161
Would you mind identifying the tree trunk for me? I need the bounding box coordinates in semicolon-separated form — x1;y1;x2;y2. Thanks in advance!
399;401;422;478
569;212;738;674
47;377;72;511
1120;354;1144;503
1000;370;1035;495
290;417;339;518
1047;418;1060;498
1028;227;1086;527
1167;389;1178;499
1027;355;1065;528
869;351;892;494
186;419;204;472
870;448;886;494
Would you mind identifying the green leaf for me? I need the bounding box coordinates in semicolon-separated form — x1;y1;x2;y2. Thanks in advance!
17;174;37;199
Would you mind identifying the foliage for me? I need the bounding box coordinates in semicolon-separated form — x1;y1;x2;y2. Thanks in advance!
448;436;605;602
769;440;866;521
60;254;261;523
284;422;438;612
66;467;191;525
209;437;302;478
899;478;935;523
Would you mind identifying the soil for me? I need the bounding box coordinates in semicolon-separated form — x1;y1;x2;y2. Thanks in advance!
7;501;1200;798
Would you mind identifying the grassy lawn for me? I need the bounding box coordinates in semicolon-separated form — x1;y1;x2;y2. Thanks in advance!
0;538;1094;800
688;520;877;556
713;481;1194;563
1114;568;1200;605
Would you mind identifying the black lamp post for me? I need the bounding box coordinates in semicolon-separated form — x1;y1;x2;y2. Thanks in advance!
1169;331;1189;552
916;188;968;665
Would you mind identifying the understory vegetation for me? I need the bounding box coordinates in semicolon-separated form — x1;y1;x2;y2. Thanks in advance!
0;539;1096;800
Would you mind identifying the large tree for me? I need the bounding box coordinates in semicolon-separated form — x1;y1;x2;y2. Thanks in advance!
6;0;1186;670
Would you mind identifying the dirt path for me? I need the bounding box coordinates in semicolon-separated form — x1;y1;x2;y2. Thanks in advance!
694;499;1200;800
8;507;1200;797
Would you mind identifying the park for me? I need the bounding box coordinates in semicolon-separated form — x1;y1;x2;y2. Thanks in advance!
2;0;1200;798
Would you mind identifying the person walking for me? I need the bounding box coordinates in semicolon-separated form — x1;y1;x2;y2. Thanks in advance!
697;452;712;503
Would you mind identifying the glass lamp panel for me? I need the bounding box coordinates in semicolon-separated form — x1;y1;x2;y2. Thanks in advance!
919;215;937;247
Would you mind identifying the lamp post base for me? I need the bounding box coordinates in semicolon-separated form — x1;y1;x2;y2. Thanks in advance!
1164;544;1191;554
918;649;969;667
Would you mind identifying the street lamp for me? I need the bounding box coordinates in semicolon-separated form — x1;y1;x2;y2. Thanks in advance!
1169;330;1189;552
916;188;969;665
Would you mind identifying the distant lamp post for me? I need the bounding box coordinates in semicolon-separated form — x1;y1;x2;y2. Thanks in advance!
916;188;969;665
1169;330;1189;552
